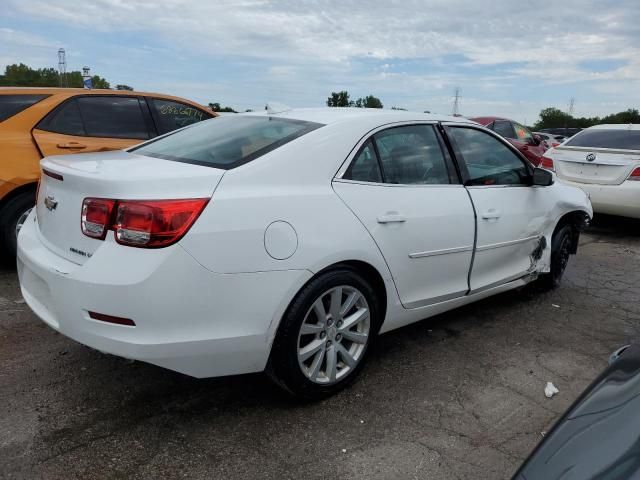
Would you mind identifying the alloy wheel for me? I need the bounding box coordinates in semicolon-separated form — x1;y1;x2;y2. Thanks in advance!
297;285;370;385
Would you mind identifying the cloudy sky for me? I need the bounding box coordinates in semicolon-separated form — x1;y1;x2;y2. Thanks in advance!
3;0;639;123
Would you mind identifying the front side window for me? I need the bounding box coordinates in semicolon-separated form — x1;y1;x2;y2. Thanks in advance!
565;129;640;150
344;140;382;182
0;94;49;122
77;96;150;139
447;127;531;186
132;116;323;169
373;125;452;185
514;122;534;144
150;98;211;134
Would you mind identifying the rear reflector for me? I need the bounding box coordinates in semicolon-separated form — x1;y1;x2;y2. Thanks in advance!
540;156;555;171
629;167;640;181
42;168;64;181
81;197;209;248
88;311;136;326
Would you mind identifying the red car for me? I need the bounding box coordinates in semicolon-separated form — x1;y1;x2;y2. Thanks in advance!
470;117;547;166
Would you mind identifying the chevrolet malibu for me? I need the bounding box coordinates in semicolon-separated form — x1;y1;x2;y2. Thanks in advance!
17;108;592;399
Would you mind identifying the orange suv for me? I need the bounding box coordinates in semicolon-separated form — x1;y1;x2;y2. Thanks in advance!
0;88;215;257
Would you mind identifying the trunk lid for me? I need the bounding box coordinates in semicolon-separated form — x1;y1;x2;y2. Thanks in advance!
36;150;224;264
552;146;640;185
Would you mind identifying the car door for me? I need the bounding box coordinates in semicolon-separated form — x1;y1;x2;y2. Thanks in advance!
333;123;475;309
146;97;213;134
32;95;154;156
444;124;551;292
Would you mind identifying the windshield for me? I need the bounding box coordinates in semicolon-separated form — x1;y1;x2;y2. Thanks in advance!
565;129;640;151
132;116;323;169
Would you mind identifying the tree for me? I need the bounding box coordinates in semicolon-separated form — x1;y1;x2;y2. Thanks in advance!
391;106;407;111
533;106;640;130
116;84;134;91
208;102;237;113
353;95;383;109
0;63;110;89
327;91;351;107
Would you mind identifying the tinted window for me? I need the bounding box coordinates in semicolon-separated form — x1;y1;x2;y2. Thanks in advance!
77;96;150;139
344;140;382;182
492;121;515;139
373;125;452;184
37;98;85;135
0;94;48;122
150;98;211;134
565;129;640;150
133;116;323;169
514;123;534;144
447;127;530;186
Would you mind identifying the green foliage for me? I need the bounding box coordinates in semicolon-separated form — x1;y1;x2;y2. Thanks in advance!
327;91;351;107
0;63;111;89
116;84;134;91
327;91;383;108
391;106;407;110
534;107;640;130
209;102;237;113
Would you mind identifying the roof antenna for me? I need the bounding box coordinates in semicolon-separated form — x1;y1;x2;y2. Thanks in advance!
265;102;291;114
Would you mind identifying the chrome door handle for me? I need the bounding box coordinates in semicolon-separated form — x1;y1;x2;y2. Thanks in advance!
481;209;501;220
377;213;406;224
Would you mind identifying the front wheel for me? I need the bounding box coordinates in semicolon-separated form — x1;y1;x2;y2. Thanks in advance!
539;224;574;290
0;191;35;259
268;268;381;400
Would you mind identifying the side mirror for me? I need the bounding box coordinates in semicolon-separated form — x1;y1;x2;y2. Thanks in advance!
532;167;554;186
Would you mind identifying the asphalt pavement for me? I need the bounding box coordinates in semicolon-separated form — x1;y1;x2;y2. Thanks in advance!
1;215;639;479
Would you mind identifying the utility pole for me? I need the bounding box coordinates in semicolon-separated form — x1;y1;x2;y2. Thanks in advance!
57;48;67;87
452;87;461;116
568;97;575;116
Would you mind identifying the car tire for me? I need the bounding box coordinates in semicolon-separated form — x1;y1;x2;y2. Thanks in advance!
538;224;574;290
0;191;35;259
268;267;381;400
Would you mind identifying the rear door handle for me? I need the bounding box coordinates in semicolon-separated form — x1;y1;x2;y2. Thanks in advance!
481;209;501;220
57;142;87;149
377;212;406;224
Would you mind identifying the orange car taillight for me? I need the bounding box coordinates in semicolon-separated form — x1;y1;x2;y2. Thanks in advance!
81;198;209;248
628;167;640;181
540;156;555;171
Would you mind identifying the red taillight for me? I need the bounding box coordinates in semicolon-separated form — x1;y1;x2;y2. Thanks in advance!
540;156;555;171
629;167;640;181
81;198;208;248
82;198;116;239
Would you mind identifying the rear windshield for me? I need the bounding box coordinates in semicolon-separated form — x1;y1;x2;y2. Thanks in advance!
565;129;640;150
0;94;49;122
132;116;323;169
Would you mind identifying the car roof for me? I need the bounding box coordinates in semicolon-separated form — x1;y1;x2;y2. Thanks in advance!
585;124;640;131
247;107;478;127
468;116;511;125
0;87;212;110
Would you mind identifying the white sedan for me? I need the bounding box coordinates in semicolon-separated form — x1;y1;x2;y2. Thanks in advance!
17;108;592;399
541;124;640;218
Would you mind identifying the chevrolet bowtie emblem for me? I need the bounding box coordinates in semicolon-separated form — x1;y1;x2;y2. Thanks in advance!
44;195;58;211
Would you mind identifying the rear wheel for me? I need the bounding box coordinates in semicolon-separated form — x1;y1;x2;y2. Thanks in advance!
268;268;381;400
0;191;35;259
539;224;574;290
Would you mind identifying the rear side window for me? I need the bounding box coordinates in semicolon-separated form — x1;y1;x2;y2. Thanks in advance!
38;98;85;135
0;94;48;122
492;121;515;139
77;96;150;139
374;125;453;185
565;129;640;150
345;140;382;182
132;116;323;169
150;98;211;134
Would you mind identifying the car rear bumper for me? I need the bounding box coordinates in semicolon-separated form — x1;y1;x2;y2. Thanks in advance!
17;212;311;378
558;179;640;219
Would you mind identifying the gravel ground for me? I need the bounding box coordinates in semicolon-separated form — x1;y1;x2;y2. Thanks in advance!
1;215;639;480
